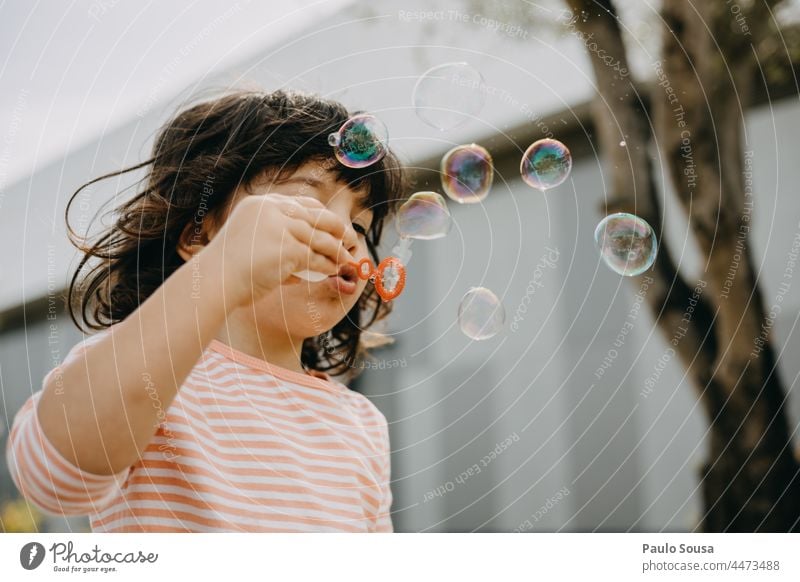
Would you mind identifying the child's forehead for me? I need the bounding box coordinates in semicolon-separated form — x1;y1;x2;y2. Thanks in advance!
282;159;341;181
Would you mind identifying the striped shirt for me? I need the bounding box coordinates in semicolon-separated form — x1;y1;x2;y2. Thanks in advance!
6;330;393;532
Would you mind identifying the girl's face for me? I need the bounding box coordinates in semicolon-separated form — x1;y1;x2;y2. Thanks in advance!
228;160;376;342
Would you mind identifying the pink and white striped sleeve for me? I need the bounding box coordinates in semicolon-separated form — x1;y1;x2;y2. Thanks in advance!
5;331;130;516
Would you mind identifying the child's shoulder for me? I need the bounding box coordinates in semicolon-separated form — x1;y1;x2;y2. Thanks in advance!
327;377;389;430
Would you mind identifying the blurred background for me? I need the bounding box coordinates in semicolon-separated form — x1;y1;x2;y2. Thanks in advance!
1;0;799;532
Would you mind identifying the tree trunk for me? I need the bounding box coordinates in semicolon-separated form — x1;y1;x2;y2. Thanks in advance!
564;0;800;531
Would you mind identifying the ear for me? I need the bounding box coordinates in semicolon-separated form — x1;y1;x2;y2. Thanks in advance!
177;213;221;261
177;217;216;262
176;191;239;261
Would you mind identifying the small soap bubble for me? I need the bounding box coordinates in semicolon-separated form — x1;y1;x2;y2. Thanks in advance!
396;191;452;240
594;213;658;276
440;144;494;204
458;287;505;340
328;114;389;169
520;138;572;190
413;62;486;131
619;140;627;147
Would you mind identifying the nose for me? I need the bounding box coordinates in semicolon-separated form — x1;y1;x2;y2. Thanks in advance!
343;223;359;255
325;191;361;255
328;204;359;254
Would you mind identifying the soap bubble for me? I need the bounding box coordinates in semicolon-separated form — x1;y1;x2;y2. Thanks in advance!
413;62;486;131
440;144;494;204
520;138;572;190
594;213;658;276
396;191;452;240
458;287;505;340
328;114;389;168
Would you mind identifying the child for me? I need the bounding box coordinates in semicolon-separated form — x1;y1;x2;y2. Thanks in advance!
6;89;406;532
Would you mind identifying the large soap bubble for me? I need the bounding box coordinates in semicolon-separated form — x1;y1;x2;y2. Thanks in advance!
458;287;505;340
396;191;452;240
440;144;494;204
413;62;486;131
328;114;389;169
520;138;572;190
594;213;658;276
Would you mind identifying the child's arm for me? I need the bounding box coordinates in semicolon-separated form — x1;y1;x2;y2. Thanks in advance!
4;245;232;515
36;242;232;474
8;194;355;506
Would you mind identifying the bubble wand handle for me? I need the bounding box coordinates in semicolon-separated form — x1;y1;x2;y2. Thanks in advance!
391;237;413;265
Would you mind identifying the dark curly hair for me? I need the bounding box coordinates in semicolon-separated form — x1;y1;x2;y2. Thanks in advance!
65;89;407;377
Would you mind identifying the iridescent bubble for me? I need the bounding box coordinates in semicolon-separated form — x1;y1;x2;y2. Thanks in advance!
520;138;572;190
396;191;452;240
458;287;505;340
440;144;494;204
594;213;658;276
413;62;486;131
328;114;389;169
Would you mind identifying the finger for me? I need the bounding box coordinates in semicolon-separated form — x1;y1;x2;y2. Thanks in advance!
288;221;355;265
279;198;352;239
291;195;327;210
268;194;356;247
305;251;341;275
300;207;352;242
260;192;326;209
275;202;348;242
307;229;356;265
293;247;341;276
282;237;339;276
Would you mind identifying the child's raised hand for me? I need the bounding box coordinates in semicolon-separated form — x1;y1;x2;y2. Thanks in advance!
209;193;358;307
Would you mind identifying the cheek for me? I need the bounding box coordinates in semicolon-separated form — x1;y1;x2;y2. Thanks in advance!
354;237;370;261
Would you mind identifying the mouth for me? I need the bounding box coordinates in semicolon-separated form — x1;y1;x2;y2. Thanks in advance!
325;263;358;295
337;263;358;283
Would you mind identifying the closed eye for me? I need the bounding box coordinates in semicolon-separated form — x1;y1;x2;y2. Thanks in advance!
353;223;368;236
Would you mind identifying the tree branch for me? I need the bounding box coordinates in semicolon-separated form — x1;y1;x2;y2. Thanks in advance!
562;0;716;379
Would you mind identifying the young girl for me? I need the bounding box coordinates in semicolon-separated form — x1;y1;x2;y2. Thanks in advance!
6;89;406;532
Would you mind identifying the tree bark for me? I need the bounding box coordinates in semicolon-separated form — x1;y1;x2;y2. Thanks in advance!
564;0;800;531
